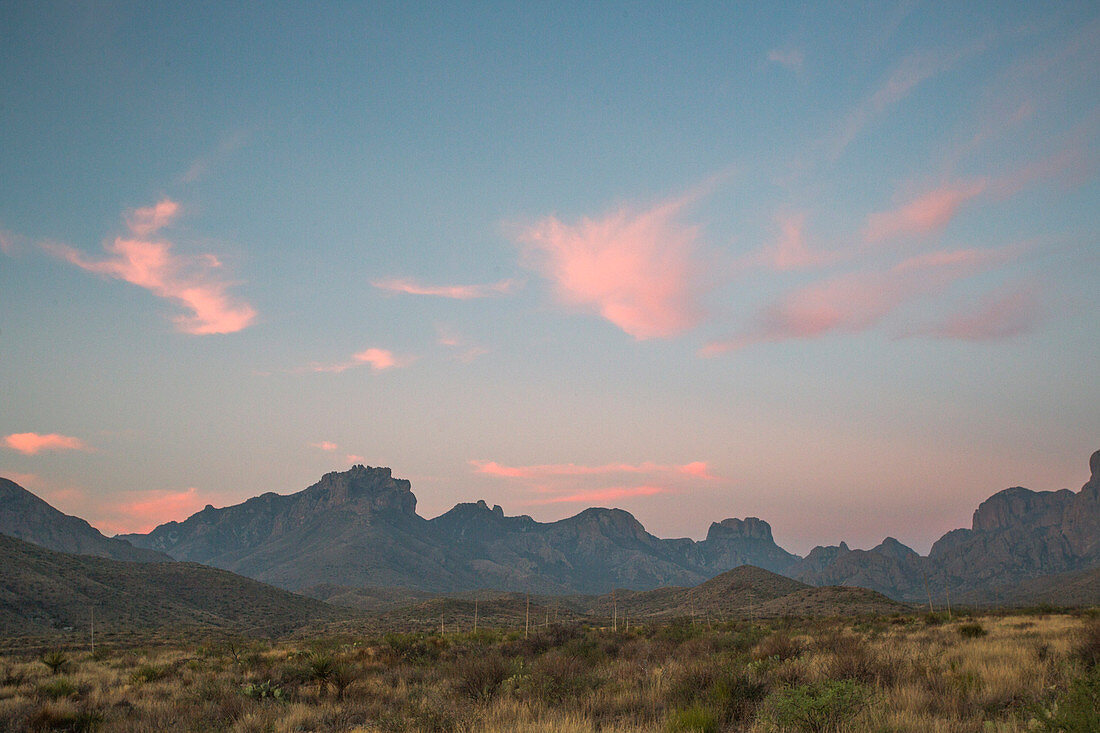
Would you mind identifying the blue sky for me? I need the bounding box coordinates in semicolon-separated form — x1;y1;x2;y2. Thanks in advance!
2;1;1098;554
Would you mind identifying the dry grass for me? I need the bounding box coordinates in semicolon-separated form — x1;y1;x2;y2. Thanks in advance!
0;611;1095;732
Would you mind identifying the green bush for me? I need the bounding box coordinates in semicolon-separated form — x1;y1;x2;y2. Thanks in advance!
1038;669;1100;732
36;677;79;700
130;664;168;684
957;622;987;638
666;702;720;732
764;680;870;732
241;679;286;702
40;650;69;675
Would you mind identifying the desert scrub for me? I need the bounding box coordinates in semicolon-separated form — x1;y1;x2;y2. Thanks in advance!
762;679;870;732
40;651;69;676
752;631;804;662
450;651;511;702
957;622;988;638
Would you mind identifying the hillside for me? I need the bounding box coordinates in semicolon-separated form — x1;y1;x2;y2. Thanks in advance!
0;533;341;639
0;476;167;563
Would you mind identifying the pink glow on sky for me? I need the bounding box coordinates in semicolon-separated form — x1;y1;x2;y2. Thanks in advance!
372;277;519;299
527;485;670;505
518;194;706;339
124;198;180;237
703;248;1009;355
3;433;89;455
115;487;215;534
863;180;987;242
914;283;1043;341
470;460;716;480
311;441;339;451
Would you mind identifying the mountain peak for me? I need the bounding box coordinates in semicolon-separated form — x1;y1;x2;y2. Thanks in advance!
306;465;415;514
706;517;774;542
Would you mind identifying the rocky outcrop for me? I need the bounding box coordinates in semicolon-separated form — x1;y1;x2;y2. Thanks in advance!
693;517;799;574
794;450;1100;603
0;476;168;563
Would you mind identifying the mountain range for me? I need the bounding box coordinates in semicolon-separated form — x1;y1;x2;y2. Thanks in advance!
3;448;1098;607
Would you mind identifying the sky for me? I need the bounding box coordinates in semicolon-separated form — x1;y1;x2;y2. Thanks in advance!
1;1;1098;556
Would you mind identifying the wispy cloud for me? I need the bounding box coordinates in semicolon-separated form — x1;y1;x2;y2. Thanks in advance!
863;180;987;243
831;43;985;157
306;347;411;374
517;191;710;340
766;47;804;72
372;277;519;299
436;325;490;363
115;487;218;533
702;248;1012;355
527;485;670;505
908;282;1043;341
747;213;838;271
125;198;180;237
45;199;256;335
3;432;90;455
311;441;339;451
470;460;716;480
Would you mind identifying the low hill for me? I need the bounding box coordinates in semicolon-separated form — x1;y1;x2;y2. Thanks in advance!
0;476;167;563
0;534;342;639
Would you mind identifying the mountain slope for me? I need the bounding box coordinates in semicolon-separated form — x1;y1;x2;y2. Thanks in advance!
0;476;167;563
792;450;1100;604
125;468;795;594
0;533;340;637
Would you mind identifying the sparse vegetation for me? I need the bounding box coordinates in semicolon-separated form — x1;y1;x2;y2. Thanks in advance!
0;612;1095;731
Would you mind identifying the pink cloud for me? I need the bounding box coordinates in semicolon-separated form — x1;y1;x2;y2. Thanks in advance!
747;213;838;271
517;192;707;340
45;200;256;335
911;283;1043;341
345;454;365;463
311;441;339;451
306;347;411;374
125;199;180;236
3;432;89;455
702;247;1010;355
372;278;519;299
528;485;669;505
470;460;717;480
863;180;987;243
0;231;17;256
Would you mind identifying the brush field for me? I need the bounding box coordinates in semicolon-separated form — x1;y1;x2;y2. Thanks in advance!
1;611;1098;732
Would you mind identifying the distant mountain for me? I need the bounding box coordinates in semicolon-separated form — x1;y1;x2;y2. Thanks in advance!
122;466;796;594
0;533;339;638
0;476;168;563
794;450;1100;605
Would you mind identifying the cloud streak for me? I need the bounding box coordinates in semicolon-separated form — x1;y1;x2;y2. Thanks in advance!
3;433;89;455
306;347;411;374
909;283;1043;341
45;199;256;335
863;180;987;243
470;460;715;480
702;248;1012;355
517;192;708;340
372;277;520;299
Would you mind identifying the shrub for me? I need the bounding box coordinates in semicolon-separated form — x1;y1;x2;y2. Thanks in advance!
818;633;893;685
130;664;167;684
666;702;720;732
1075;618;1100;669
40;651;69;675
1038;668;1100;732
752;631;804;662
452;652;510;702
241;680;286;702
957;622;987;638
764;680;870;732
36;677;78;700
26;703;103;732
